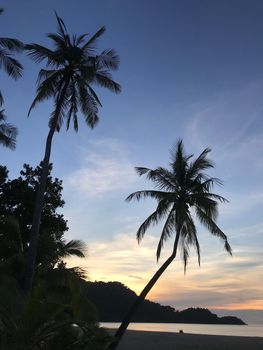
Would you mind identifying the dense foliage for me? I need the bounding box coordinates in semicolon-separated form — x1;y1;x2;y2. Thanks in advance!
0;164;71;281
0;164;112;349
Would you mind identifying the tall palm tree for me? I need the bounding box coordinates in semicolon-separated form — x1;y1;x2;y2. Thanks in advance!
110;140;232;350
0;109;17;149
24;14;120;295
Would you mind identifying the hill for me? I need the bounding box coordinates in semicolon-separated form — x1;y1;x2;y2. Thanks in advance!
85;281;246;325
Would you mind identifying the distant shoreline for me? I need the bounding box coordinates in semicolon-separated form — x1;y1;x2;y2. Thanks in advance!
111;329;263;350
102;322;263;338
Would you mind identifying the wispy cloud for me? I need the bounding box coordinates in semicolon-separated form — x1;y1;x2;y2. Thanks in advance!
184;83;263;160
67;138;138;197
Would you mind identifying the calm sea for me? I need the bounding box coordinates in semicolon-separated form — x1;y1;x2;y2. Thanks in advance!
101;322;263;337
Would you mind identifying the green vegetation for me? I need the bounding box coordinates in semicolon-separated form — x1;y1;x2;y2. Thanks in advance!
111;140;232;349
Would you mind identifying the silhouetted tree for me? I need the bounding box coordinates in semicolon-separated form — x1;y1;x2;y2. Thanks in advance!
111;140;232;349
0;109;17;149
24;13;121;295
0;8;23;149
0;7;23;103
0;163;86;284
0;272;112;349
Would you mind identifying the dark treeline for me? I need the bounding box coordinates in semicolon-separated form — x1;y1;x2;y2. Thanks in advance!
86;281;245;325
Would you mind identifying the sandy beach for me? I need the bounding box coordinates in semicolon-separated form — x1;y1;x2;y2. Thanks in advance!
115;330;263;350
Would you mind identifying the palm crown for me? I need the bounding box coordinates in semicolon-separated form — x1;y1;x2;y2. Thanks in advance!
127;140;232;270
0;8;23;105
0;109;17;149
26;14;121;131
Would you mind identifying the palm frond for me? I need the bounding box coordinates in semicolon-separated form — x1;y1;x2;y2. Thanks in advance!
66;83;78;131
184;213;200;266
192;195;219;220
148;167;176;190
170;139;191;184
60;239;87;258
195;206;232;255
126;190;168;203
0;108;6;121
137;200;171;243
88;85;102;107
0;110;18;150
82;26;106;50
26;44;59;66
135;167;176;191
187;147;213;179
28;70;64;116
156;209;175;261
48;91;69;131
94;71;121;93
46;33;68;51
77;80;99;128
74;33;89;46
0;49;23;79
0;90;3;106
192;192;228;204
54;12;70;46
0;37;24;51
97;49;120;70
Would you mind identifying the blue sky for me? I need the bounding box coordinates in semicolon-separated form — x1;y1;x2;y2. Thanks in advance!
1;0;263;323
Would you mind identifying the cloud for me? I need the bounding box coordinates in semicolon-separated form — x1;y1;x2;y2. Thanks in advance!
67;138;138;197
184;83;263;156
128;275;143;280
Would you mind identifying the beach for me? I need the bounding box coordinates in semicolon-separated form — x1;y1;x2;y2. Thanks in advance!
115;330;263;350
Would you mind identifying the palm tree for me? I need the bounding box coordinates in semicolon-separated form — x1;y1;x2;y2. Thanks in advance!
0;7;23;105
110;140;232;350
0;8;23;149
24;14;121;295
0;109;17;149
0;215;88;284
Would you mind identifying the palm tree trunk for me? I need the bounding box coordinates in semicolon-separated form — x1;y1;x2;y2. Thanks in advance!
23;80;69;296
23;123;56;296
109;232;180;350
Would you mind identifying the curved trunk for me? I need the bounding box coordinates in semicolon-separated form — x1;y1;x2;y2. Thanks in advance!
109;232;180;350
23;80;69;296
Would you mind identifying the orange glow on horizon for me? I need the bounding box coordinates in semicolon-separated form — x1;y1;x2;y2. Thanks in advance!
212;303;263;311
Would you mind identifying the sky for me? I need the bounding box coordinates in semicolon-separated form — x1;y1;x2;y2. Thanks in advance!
1;0;263;324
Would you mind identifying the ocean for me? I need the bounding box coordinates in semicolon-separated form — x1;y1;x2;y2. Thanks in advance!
101;322;263;337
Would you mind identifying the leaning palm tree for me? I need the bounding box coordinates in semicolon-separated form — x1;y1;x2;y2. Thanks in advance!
0;109;17;149
110;140;232;350
23;14;120;295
